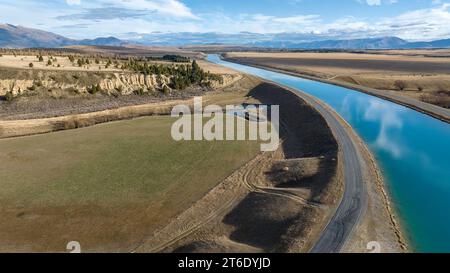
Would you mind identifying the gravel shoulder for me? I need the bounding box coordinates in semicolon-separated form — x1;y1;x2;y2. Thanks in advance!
263;81;407;252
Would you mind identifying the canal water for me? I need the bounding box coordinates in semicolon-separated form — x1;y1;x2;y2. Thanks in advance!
208;54;450;252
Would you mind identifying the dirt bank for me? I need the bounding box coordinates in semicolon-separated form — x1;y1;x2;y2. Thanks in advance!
0;98;194;139
0;74;255;138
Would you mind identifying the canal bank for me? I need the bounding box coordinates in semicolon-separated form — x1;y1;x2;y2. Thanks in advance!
222;55;450;124
208;54;450;252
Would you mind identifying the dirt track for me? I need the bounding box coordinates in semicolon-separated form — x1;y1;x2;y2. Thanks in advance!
135;82;342;253
0;98;195;139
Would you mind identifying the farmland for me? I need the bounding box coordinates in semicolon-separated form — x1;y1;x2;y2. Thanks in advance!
0;115;261;252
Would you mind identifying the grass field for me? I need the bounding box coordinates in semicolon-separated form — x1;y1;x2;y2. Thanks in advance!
0;115;261;252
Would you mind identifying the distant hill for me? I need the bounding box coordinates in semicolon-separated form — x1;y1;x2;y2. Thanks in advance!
406;39;450;49
1;23;450;49
272;37;450;50
0;24;127;48
78;37;125;47
256;37;410;49
0;24;73;48
131;32;450;49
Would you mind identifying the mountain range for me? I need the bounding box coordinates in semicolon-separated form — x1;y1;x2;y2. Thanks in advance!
253;36;450;50
1;23;450;50
0;24;126;48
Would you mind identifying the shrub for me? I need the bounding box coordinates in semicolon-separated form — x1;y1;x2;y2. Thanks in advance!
420;92;450;108
394;80;406;91
4;91;14;102
29;63;34;68
162;85;170;94
134;88;145;96
88;84;102;94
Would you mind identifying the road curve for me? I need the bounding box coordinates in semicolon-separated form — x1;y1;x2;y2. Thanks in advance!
213;56;369;252
307;101;366;253
260;80;369;253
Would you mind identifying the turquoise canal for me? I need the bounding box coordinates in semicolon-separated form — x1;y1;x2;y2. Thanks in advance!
207;55;450;252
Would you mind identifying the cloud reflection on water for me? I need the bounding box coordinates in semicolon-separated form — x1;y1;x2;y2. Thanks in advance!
361;97;406;158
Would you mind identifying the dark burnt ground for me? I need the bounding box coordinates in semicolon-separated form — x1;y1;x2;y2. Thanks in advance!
170;83;340;253
248;83;338;201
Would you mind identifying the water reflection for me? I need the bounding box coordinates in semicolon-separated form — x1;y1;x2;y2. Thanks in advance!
362;98;406;158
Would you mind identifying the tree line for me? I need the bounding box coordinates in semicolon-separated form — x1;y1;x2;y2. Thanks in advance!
122;59;222;90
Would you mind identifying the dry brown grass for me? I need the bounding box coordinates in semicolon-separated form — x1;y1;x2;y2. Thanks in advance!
420;90;450;108
225;51;450;109
0;54;122;72
368;49;450;58
0;75;257;138
67;45;203;59
0;116;261;253
0;98;194;138
0;86;262;253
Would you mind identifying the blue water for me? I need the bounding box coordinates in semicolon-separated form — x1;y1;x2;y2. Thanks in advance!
208;55;450;252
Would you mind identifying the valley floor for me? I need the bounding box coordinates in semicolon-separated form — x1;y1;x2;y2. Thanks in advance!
0;65;405;253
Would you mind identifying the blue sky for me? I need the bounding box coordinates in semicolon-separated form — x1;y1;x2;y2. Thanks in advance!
0;0;449;40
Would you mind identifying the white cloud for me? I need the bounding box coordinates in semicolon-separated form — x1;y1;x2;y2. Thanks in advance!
272;15;320;24
66;0;81;5
375;3;450;40
358;0;397;6
366;0;381;6
49;2;450;40
97;0;198;19
1;0;450;41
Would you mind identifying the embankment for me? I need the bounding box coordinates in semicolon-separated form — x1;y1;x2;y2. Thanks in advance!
0;99;193;139
135;82;343;253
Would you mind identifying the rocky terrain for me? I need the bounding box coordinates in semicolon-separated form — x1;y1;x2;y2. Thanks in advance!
0;68;240;98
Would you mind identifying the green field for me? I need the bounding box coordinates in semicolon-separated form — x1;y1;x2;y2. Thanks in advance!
0;116;260;252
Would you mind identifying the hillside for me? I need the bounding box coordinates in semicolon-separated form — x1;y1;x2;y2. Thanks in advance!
0;24;126;48
0;24;73;48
